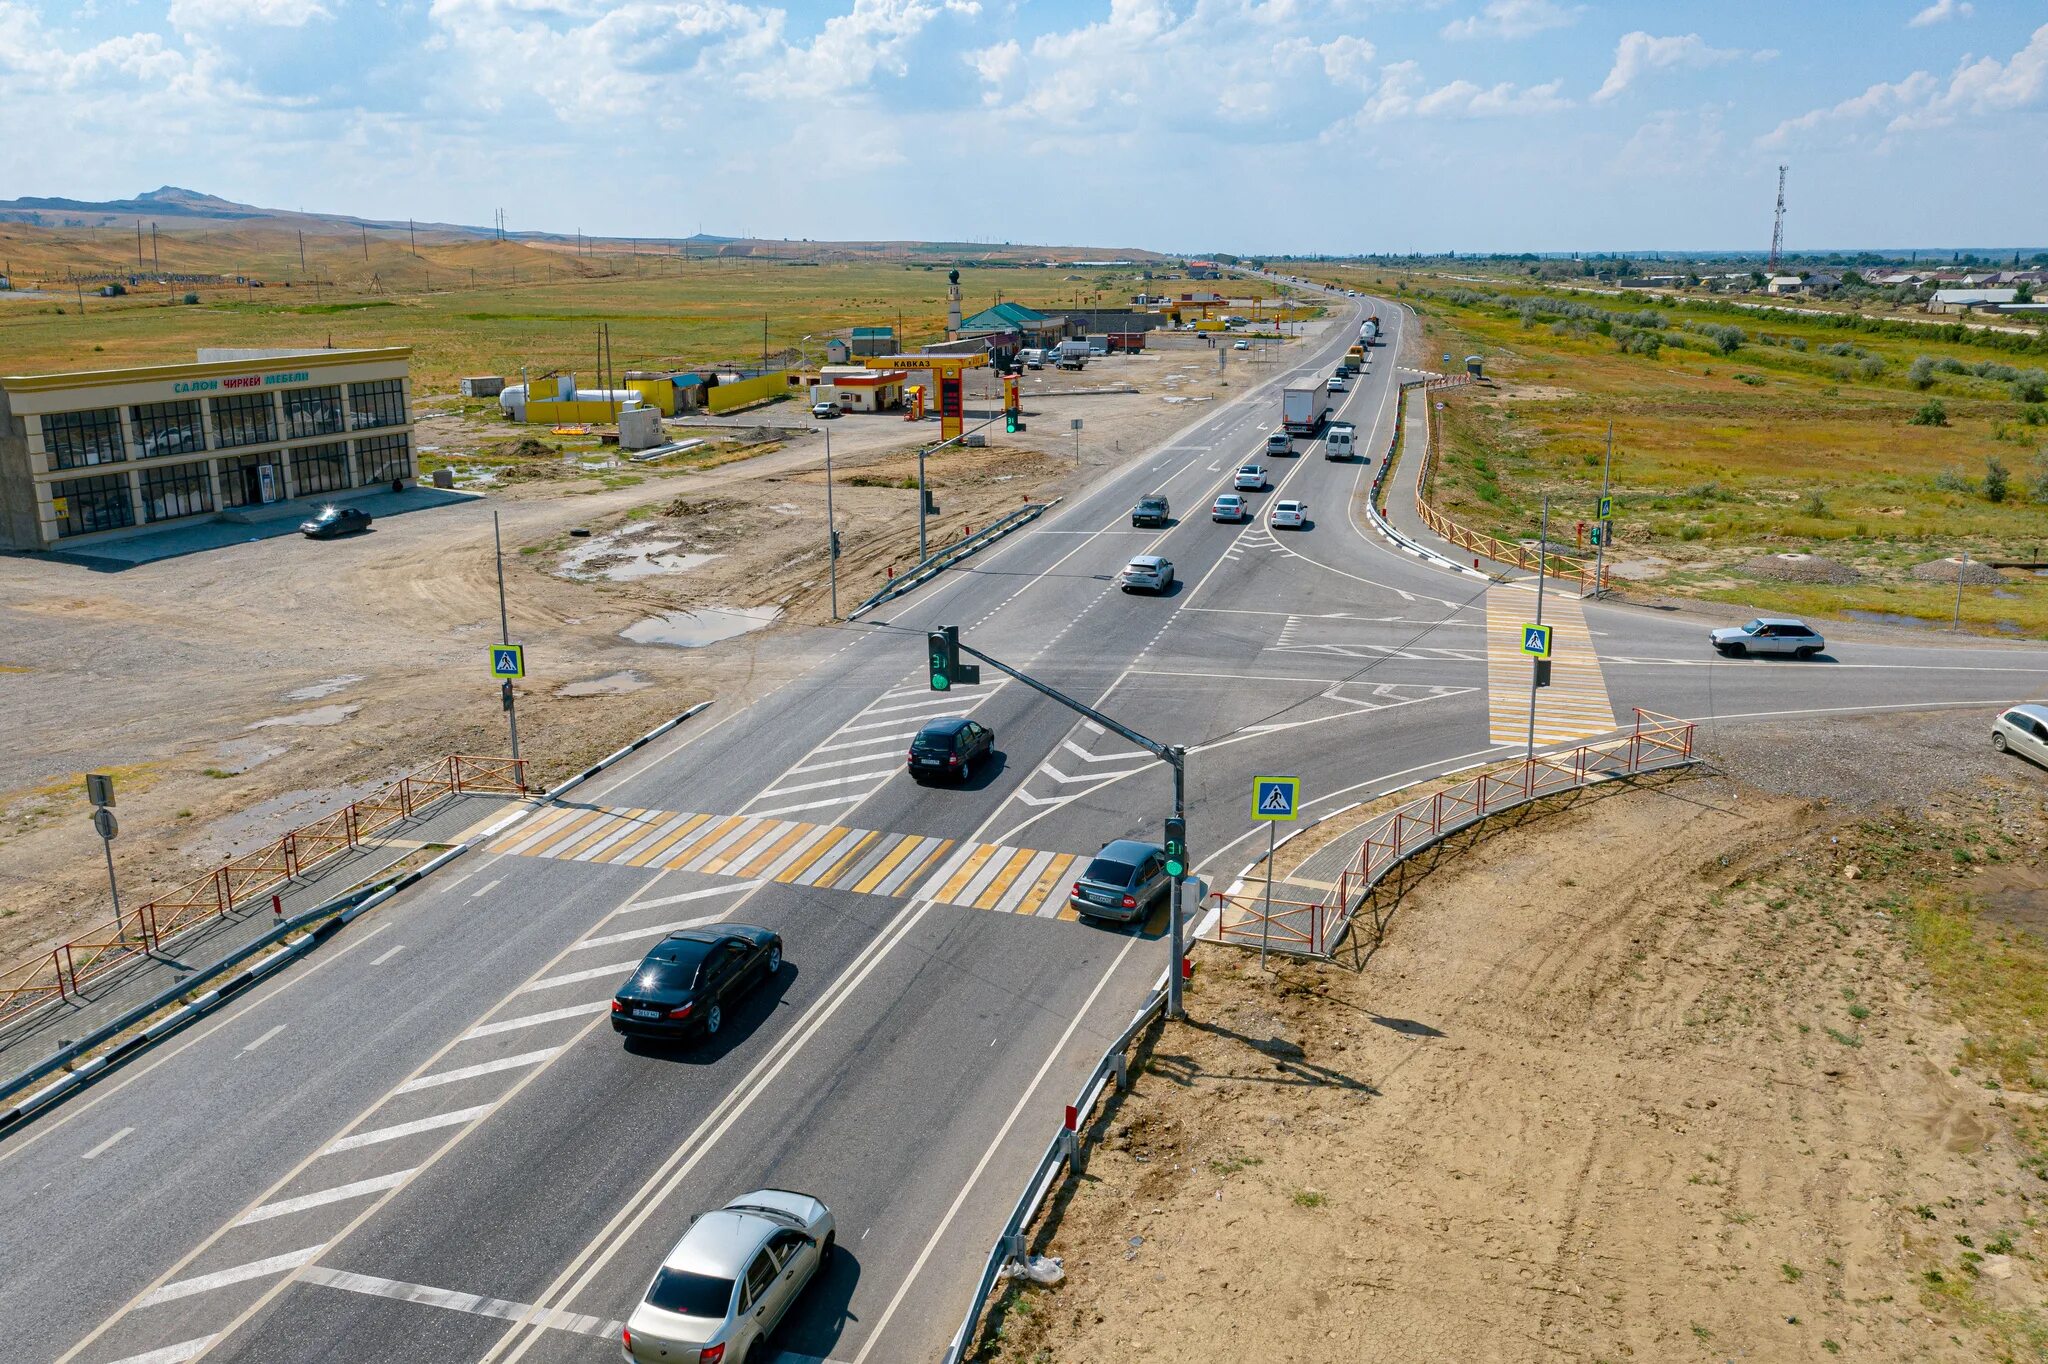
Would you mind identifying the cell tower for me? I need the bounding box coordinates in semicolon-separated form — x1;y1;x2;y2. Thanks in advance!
1768;164;1787;273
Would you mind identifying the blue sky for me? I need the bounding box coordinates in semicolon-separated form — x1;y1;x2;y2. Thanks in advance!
2;0;2043;253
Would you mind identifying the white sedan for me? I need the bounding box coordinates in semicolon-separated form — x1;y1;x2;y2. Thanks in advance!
1233;463;1267;491
623;1190;835;1364
1271;500;1308;530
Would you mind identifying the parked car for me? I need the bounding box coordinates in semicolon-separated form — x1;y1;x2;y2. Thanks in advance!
1233;463;1267;491
1992;704;2048;767
610;926;783;1041
622;1190;836;1364
1119;555;1175;593
1264;430;1292;457
1708;618;1825;658
1131;494;1170;527
299;506;371;539
810;401;841;419
1069;839;1171;924
907;716;994;783
1212;493;1248;522
1271;499;1308;530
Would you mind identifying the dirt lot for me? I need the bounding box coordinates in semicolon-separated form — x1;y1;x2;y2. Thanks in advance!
0;329;1321;968
976;710;2048;1363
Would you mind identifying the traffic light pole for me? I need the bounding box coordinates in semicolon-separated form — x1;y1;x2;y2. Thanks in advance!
949;637;1189;1020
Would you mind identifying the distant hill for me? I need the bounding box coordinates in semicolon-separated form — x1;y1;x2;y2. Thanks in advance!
0;186;503;239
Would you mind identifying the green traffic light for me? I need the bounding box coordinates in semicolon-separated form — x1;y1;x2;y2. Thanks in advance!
931;673;949;690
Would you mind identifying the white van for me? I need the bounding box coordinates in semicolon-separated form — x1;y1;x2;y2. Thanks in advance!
1018;349;1046;369
1325;421;1356;461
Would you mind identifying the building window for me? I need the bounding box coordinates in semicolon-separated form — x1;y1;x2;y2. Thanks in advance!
281;385;347;441
210;391;277;449
132;400;207;460
138;460;215;523
42;408;126;470
51;473;134;537
347;378;406;431
219;451;286;508
289;441;352;496
355;432;413;485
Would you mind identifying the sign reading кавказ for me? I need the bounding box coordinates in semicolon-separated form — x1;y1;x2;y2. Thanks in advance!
173;371;312;395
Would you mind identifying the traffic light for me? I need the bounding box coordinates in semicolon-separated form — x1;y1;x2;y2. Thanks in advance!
1588;524;1604;547
926;626;979;691
1005;410;1019;434
1163;818;1187;878
1533;659;1553;688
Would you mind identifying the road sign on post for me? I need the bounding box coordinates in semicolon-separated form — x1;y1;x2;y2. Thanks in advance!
92;807;118;840
1521;624;1553;659
1597;495;1612;520
490;644;525;679
86;773;115;807
1251;776;1299;822
86;775;123;940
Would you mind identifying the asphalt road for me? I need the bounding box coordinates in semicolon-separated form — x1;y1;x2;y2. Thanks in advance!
7;284;2047;1364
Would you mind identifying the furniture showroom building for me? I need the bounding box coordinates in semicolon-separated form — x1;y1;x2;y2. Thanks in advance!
0;347;415;551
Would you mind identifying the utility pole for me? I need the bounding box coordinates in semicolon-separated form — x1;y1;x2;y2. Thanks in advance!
298;229;306;274
151;222;159;275
1954;550;1969;631
917;443;929;561
493;511;521;760
1592;422;1614;599
361;225;369;261
410;218;417;256
825;426;839;619
1526;497;1550;762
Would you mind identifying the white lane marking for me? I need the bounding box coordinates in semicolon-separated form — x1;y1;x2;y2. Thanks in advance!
436;863;486;895
619;881;763;913
570;915;722;953
755;769;895;797
851;932;1142;1363
139;1246;327;1307
790;751;912;775
298;1265;622;1338
323;1104;498;1154
521;961;642;993
370;944;406;966
746;793;864;819
240;1024;287;1054
460;1001;612;1041
80;1127;135;1160
469;878;504;899
103;1336;217;1364
814;729;920;754
395;1048;565;1095
237;1169;417;1225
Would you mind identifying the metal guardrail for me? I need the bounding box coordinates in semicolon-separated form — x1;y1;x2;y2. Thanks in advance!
847;499;1057;619
942;982;1169;1363
1211;710;1698;958
0;753;526;1034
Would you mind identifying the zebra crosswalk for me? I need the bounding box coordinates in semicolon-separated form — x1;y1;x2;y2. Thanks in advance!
493;803;1092;919
1484;585;1616;746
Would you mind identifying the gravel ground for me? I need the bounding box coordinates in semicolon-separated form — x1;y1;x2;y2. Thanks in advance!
1697;705;2023;808
1911;555;2011;585
1740;551;1863;584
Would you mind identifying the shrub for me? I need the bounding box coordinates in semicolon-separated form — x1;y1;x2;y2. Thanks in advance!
2021;404;2048;426
1935;466;1973;493
2013;370;2048;403
1911;399;1949;427
1679;522;1706;541
1984;457;2009;503
1616;328;1662;357
182;292;199;304
1936;356;1969;375
1857;355;1886;379
1801;488;1828;518
1735;373;1765;386
1908;356;1937;389
2030;457;2048;504
1697;323;1745;354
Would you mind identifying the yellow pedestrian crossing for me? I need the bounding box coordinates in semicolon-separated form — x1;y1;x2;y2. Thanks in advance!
493;803;1087;918
1485;585;1616;746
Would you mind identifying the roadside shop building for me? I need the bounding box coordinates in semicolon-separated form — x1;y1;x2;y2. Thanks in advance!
0;347;415;551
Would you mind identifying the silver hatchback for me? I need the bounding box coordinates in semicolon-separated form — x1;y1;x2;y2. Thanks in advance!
623;1190;835;1364
1993;704;2048;769
1709;617;1825;658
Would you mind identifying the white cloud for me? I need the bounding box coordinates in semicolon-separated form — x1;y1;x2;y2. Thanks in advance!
1759;69;1936;146
1618;107;1724;170
1592;31;1746;103
1441;0;1580;42
1761;22;2046;144
166;0;329;25
1356;58;1571;123
1908;0;1972;28
1317;34;1377;87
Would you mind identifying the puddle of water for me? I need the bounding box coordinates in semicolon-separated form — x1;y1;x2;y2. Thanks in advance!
286;674;364;702
211;737;288;773
1841;609;1940;630
1991;589;2019;599
248;703;361;729
557;670;653;697
558;527;720;583
622;605;781;649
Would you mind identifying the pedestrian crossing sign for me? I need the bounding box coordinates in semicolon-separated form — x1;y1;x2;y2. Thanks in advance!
1597;495;1612;519
1521;624;1553;659
490;644;526;679
1252;776;1300;822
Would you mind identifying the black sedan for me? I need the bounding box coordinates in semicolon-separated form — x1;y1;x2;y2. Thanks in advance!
300;505;372;538
907;716;994;783
611;925;782;1040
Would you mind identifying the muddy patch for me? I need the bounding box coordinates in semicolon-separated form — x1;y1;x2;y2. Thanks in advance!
621;606;781;649
555;670;653;698
247;704;361;730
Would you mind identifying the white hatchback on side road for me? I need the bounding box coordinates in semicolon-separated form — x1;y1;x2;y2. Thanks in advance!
1708;617;1825;658
1993;704;2048;768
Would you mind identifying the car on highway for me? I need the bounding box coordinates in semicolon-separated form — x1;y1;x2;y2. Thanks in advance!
1264;430;1292;456
1708;617;1825;658
1070;839;1171;925
1328;373;1348;392
611;926;783;1041
299;505;372;539
1992;704;2048;767
1119;555;1175;594
1271;499;1308;530
810;401;841;419
1233;463;1267;490
1131;494;1170;527
622;1189;836;1364
1212;493;1248;522
1232;338;1250;351
907;716;994;782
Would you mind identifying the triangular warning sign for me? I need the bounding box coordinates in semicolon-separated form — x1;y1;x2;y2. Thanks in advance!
1259;785;1292;813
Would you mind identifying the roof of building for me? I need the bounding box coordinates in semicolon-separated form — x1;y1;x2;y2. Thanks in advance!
850;326;894;339
960;302;1050;330
1933;288;2019;305
0;346;411;393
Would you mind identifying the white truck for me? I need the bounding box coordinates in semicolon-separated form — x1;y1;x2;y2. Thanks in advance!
1052;339;1090;369
1359;315;1380;347
1325;421;1356;461
1281;382;1332;437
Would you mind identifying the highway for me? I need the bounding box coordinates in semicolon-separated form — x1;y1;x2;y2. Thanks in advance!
6;286;2046;1364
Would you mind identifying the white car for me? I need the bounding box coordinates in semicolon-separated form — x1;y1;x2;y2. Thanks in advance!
623;1190;835;1364
1233;463;1266;491
810;401;841;419
1119;555;1175;593
1708;617;1825;658
1232;339;1250;351
1212;493;1248;522
1327;374;1348;392
1271;500;1308;530
1993;704;2048;768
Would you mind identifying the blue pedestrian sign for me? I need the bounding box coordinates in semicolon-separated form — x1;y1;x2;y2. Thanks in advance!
1521;624;1553;659
1251;776;1300;822
490;644;526;679
1597;495;1612;520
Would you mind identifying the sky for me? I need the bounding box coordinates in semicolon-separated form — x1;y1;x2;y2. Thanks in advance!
1;0;2044;255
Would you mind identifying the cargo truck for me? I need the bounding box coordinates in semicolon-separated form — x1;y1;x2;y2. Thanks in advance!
1281;382;1331;437
1359;315;1380;347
